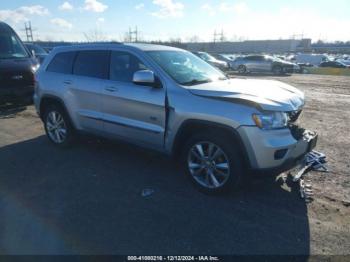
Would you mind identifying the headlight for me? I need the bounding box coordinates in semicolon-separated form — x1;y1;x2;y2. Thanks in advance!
252;112;288;130
31;64;40;73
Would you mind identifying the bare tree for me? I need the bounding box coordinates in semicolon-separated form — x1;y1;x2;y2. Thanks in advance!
83;29;108;42
188;35;200;43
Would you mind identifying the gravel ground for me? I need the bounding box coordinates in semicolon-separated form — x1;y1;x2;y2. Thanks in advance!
0;74;349;256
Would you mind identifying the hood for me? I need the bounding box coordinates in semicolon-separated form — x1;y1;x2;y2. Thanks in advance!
279;60;295;66
187;78;305;112
212;60;227;66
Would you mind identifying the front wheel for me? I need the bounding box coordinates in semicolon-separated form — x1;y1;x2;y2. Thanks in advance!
43;104;75;148
181;133;244;194
272;65;283;75
238;65;247;74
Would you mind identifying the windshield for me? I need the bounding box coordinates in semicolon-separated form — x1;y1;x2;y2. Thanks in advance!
0;32;29;59
26;44;47;55
147;50;227;86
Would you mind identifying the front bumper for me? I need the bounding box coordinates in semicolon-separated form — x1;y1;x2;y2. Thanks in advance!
237;125;317;172
283;66;295;73
0;85;34;101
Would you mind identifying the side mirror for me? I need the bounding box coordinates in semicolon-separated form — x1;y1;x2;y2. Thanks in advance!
31;49;36;57
133;70;158;87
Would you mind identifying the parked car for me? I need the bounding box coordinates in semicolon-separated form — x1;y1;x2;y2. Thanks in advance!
193;51;229;71
0;22;39;104
233;55;298;74
34;43;317;194
295;54;329;66
211;53;236;70
335;59;350;66
319;61;349;68
25;43;48;64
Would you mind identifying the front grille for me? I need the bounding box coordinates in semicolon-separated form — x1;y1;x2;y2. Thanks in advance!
288;109;302;123
0;70;34;89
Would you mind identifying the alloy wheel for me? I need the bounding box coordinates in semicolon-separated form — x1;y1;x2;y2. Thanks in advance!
187;142;231;189
46;111;67;144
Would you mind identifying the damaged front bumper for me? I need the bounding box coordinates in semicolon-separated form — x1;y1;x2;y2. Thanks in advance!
237;124;318;173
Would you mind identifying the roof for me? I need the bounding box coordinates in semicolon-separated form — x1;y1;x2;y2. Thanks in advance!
51;42;184;53
124;43;183;51
0;21;13;32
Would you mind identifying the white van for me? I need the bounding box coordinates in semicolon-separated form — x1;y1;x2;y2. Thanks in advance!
295;54;329;66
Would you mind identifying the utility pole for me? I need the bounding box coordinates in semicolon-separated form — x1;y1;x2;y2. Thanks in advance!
213;29;225;43
220;29;225;42
128;26;139;42
23;21;34;42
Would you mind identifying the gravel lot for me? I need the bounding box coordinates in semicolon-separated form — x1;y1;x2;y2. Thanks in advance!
0;74;349;255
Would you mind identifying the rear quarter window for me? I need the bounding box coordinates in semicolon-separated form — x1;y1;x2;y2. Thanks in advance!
46;51;76;74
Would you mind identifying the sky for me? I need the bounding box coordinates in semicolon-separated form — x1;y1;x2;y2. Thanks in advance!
0;0;349;43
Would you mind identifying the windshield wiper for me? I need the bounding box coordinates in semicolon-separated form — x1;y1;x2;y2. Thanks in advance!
181;79;212;86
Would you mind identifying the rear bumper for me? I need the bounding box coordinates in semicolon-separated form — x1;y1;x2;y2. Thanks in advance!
0;85;34;101
237;126;317;172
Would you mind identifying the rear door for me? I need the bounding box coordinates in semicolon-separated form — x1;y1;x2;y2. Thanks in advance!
245;56;259;71
254;56;269;72
260;56;273;72
101;50;166;149
71;50;110;133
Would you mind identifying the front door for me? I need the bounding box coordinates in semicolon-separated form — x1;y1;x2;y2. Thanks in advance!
102;51;166;149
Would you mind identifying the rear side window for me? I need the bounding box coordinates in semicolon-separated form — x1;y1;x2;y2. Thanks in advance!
47;52;76;74
73;50;110;79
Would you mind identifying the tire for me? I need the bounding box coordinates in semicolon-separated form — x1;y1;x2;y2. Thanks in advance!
272;65;283;75
43;104;75;148
238;65;247;74
180;132;244;194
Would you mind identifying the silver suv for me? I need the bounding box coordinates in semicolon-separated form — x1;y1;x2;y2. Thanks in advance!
34;43;317;194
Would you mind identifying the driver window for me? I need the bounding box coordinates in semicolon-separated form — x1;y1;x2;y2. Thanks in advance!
110;51;148;82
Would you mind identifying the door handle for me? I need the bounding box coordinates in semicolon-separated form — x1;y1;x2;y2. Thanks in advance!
63;80;72;85
105;86;118;92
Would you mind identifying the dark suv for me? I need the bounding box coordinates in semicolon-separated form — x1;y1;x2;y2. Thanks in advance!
0;22;39;104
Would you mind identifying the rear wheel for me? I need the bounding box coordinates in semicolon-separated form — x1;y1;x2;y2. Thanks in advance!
181;133;244;194
43;104;75;148
238;65;247;74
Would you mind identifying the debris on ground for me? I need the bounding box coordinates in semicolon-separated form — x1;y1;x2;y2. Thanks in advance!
289;150;329;203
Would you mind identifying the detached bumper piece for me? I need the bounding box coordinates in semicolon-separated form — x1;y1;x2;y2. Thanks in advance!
289;150;329;203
